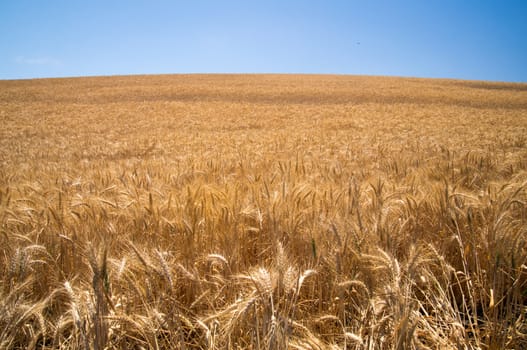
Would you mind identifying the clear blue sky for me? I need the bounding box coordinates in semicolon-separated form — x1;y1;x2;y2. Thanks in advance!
1;0;526;82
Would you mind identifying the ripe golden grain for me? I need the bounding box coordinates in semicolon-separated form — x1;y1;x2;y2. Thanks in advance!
1;74;526;348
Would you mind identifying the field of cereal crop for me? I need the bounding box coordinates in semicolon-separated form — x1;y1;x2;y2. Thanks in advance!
1;74;527;349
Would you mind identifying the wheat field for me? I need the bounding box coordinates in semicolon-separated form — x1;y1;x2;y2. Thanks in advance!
1;74;527;349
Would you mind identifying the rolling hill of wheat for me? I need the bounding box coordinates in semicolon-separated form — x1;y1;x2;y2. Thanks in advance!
1;74;527;349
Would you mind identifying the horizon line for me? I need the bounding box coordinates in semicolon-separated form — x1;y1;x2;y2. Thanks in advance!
1;72;526;85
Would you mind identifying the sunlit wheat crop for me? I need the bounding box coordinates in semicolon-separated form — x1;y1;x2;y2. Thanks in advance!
1;74;527;349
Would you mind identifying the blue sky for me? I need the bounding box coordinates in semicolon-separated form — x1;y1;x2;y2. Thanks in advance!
1;1;526;82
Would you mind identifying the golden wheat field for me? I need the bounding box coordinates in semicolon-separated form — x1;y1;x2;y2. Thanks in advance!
1;74;527;349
